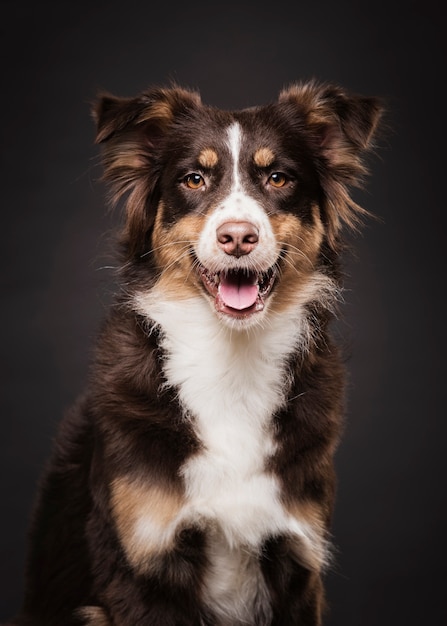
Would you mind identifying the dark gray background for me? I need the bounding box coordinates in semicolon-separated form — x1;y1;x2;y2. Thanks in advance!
1;1;445;623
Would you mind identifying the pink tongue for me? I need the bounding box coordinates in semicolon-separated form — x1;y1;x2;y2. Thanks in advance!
219;272;259;310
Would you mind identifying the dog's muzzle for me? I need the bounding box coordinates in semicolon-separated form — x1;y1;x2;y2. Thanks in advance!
197;220;277;319
198;265;277;317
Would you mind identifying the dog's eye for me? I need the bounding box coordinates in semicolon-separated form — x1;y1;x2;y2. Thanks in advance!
268;172;287;188
184;173;205;189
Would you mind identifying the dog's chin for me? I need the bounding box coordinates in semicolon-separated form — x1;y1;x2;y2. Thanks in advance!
197;263;277;328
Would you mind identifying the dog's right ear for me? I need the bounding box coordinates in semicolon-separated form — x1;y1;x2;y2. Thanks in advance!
93;94;149;144
91;86;202;256
92;86;201;143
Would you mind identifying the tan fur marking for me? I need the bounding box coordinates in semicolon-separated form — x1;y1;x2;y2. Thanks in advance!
76;606;111;626
287;500;329;572
268;209;326;315
106;144;146;171
139;100;174;124
198;148;219;168
111;477;185;571
254;147;275;168
287;500;326;533
151;203;206;300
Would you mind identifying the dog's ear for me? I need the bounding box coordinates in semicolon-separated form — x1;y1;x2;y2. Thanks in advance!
279;81;383;248
92;86;202;255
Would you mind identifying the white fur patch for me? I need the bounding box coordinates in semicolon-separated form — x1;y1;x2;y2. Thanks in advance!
227;122;242;191
196;189;279;276
134;276;334;619
196;123;278;275
201;527;272;625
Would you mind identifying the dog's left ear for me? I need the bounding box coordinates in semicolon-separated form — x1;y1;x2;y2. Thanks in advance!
91;86;202;256
279;82;384;247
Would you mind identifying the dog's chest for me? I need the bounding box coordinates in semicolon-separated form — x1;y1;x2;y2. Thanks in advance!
147;297;304;540
137;296;308;620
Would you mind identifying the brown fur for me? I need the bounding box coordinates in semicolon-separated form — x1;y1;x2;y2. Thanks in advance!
6;80;383;626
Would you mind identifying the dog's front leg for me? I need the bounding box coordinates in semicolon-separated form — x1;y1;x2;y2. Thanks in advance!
87;512;212;626
260;535;325;626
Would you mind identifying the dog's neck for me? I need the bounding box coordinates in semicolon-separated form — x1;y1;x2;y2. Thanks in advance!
134;289;311;423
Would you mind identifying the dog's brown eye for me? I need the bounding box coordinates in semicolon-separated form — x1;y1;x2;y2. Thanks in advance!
268;172;287;188
184;173;205;189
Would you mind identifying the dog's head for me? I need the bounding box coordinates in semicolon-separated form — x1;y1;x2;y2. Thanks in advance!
93;82;382;329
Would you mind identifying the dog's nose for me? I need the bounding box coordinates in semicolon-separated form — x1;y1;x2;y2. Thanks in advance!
216;221;259;257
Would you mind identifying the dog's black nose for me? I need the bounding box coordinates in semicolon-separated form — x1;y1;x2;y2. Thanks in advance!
216;221;259;257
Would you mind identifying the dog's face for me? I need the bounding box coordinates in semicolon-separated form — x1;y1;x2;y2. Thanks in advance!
94;83;381;328
151;109;326;328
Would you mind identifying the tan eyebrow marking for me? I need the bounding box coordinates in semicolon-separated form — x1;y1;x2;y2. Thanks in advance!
198;148;219;168
254;147;275;168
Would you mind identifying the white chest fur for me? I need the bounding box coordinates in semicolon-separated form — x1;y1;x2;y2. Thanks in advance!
140;298;299;510
134;292;316;620
161;301;301;544
140;295;304;535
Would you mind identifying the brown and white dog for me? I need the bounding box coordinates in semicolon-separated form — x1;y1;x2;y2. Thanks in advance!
8;81;382;625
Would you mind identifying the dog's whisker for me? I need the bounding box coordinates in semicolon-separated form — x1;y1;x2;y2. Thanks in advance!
277;241;313;265
140;240;196;258
153;249;194;279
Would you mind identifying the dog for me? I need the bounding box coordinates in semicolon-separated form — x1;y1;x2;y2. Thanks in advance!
7;80;382;625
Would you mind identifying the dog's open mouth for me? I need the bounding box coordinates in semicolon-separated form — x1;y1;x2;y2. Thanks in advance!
198;264;277;318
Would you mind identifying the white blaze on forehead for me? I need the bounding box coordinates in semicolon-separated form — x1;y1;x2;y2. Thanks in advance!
227;122;242;192
195;121;279;272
